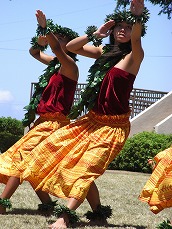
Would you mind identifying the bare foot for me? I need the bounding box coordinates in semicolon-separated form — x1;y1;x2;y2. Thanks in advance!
48;213;69;229
0;205;6;214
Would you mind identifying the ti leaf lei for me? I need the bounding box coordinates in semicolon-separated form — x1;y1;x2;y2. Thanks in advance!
22;57;61;127
30;36;48;51
68;45;119;119
105;7;150;37
22;18;79;127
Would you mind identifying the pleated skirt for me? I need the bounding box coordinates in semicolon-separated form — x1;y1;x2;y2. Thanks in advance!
22;110;130;201
139;146;172;214
0;112;70;185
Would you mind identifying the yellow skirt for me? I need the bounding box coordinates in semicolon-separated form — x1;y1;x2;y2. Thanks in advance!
0;112;70;184
22;110;130;202
139;146;172;214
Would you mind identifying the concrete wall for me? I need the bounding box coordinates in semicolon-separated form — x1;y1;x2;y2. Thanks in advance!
154;114;172;134
129;91;172;137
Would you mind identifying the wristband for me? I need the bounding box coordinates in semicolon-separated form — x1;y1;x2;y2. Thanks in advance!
85;26;102;47
30;36;48;51
37;26;52;36
45;27;52;35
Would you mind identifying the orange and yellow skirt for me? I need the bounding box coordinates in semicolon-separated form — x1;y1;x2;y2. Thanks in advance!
22;110;130;202
0;112;70;184
139;146;172;214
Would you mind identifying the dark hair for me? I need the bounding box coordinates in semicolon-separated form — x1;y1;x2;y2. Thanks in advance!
97;35;132;69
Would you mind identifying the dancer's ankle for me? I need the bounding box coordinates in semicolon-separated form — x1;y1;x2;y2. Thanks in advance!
0;204;6;214
0;198;12;214
38;200;57;216
85;204;112;220
53;204;79;225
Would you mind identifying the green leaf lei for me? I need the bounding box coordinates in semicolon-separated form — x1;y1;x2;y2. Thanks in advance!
84;204;112;220
105;7;150;37
36;19;79;41
0;198;12;209
22;19;79;127
38;200;58;212
68;45;120;119
22;58;60;127
85;25;102;47
36;19;56;36
53;204;79;224
30;36;48;51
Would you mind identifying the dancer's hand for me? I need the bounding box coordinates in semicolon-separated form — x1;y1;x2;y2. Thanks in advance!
130;0;144;16
37;36;48;46
35;10;47;28
93;20;115;39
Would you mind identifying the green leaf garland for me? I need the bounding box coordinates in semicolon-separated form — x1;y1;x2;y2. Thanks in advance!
84;204;112;220
30;36;48;51
68;44;126;119
53;204;79;224
105;7;150;36
85;25;102;47
0;198;12;209
22;58;60;127
36;19;79;41
22;18;79;127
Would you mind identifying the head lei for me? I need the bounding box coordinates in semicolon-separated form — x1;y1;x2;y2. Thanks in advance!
105;7;150;37
36;19;79;41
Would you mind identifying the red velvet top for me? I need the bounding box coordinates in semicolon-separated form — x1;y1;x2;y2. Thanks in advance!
37;72;77;116
92;67;136;115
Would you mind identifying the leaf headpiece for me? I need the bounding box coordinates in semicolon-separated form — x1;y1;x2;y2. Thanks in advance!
36;19;79;41
105;7;150;36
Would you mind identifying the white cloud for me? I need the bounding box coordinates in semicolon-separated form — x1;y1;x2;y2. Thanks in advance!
0;90;14;103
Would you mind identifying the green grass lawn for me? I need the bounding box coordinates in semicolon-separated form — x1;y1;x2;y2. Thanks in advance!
0;170;172;229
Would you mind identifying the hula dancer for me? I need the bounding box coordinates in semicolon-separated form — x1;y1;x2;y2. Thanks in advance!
0;10;79;214
0;10;107;220
139;146;172;227
7;0;149;228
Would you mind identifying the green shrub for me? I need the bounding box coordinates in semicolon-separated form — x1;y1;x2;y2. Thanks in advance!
0;117;24;153
0;116;23;135
108;132;172;173
0;132;22;153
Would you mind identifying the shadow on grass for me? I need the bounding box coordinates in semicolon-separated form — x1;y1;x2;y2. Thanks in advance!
6;208;52;216
47;220;116;228
7;209;147;229
113;225;146;229
75;220;147;229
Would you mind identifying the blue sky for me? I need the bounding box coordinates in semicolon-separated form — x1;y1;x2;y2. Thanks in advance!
0;0;172;121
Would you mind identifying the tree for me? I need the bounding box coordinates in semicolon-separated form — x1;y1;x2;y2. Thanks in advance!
116;0;172;19
0;117;24;153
